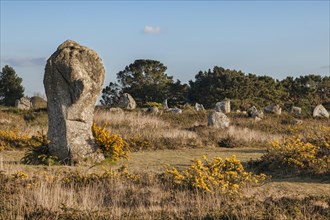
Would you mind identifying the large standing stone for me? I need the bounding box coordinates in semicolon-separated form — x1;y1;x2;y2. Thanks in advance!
215;99;230;113
118;93;136;110
208;111;230;129
15;97;32;110
313;104;329;118
44;40;105;164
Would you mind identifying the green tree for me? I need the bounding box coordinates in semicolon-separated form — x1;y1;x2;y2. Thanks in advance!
188;67;247;108
100;82;122;107
116;59;174;106
167;80;189;107
0;65;25;106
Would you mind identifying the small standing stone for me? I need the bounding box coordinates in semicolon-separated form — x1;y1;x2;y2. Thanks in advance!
15;97;32;110
172;107;182;114
291;106;302;115
247;106;264;119
264;104;281;115
208;111;230;129
215;99;231;113
313;104;329;118
162;99;169;110
118;93;136;110
195;103;205;111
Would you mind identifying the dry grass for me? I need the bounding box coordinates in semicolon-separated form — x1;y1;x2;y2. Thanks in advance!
94;110;202;149
1;155;329;219
1;106;330;219
93;109;285;149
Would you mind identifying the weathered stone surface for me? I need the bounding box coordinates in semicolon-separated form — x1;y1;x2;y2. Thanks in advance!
195;103;205;111
313;104;329;118
30;96;47;109
247;106;264;119
162;99;169;110
208;111;230;129
215;99;230;113
264;104;281;115
15;97;32;110
291;106;302;115
118;93;136;110
44;40;105;163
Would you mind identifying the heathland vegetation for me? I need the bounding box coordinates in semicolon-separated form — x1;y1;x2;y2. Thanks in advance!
0;63;329;219
1;106;329;219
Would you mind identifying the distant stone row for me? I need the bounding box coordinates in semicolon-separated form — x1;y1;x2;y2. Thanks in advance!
114;93;329;118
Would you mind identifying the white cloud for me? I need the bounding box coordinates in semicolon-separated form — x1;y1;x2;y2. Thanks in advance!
144;25;161;34
1;56;47;67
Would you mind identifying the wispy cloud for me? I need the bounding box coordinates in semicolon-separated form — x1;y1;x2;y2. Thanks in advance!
320;65;330;69
144;25;161;34
1;56;46;67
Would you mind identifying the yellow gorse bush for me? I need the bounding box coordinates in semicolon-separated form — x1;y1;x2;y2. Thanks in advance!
92;123;129;161
165;155;267;194
262;126;330;175
0;128;31;150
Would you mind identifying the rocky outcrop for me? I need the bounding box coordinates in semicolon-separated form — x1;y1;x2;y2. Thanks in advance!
195;103;205;111
15;97;32;110
215;99;230;113
118;93;136;110
264;104;281;115
44;40;105;164
208;111;230;129
313;104;329;118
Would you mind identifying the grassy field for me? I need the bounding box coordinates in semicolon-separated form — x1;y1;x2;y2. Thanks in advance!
0;106;329;219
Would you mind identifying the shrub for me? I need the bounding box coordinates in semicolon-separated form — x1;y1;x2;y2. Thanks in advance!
218;135;244;148
92;123;129;161
256;126;330;176
144;102;162;109
164;155;268;194
20;132;58;165
128;136;152;152
0;128;31;150
62;166;140;186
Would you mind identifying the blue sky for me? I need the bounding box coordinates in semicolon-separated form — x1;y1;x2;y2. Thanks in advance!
1;0;329;97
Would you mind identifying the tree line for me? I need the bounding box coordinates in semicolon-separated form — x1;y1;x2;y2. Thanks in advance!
1;61;329;114
101;59;330;113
